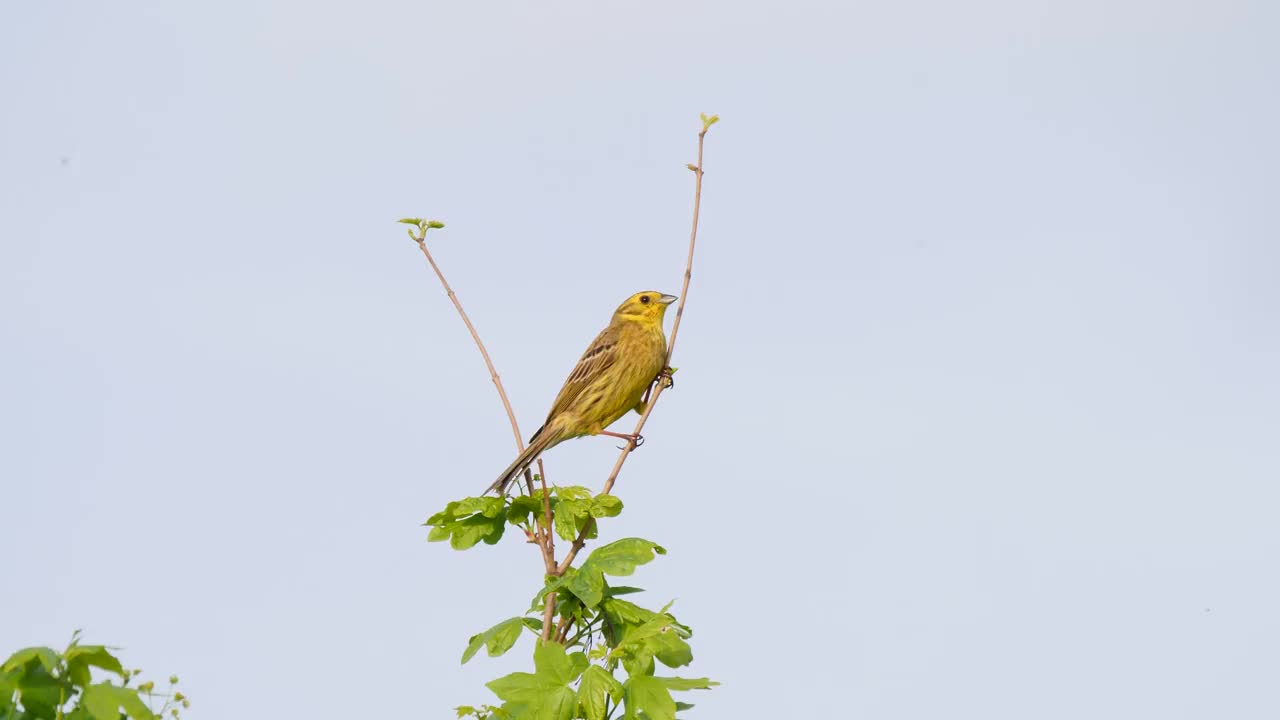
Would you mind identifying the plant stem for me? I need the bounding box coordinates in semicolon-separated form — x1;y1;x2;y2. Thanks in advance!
413;232;544;521
558;123;712;573
566;616;602;646
537;459;554;568
413;237;526;453
541;593;557;643
412;227;564;638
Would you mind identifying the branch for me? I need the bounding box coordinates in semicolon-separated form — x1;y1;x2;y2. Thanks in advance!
557;114;717;573
403;220;526;453
537;459;557;641
554;614;572;643
403;219;549;551
541;593;557;644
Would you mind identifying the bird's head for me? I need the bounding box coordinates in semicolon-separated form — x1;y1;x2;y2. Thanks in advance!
613;291;677;323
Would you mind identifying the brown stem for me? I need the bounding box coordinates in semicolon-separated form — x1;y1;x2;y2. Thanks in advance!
663;127;708;367
537;460;555;570
541;592;557;643
536;458;559;639
413;233;549;561
557;123;712;574
555;615;573;643
414;238;526;453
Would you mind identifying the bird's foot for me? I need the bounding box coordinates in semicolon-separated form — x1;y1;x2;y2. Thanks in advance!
656;367;676;390
599;430;645;450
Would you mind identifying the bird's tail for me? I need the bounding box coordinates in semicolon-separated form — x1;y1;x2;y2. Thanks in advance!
487;426;556;495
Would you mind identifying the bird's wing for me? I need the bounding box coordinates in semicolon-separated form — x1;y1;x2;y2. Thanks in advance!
544;324;622;422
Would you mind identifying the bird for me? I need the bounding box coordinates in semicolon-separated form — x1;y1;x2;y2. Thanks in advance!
488;290;677;495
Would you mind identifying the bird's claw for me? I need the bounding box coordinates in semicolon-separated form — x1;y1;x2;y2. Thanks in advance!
616;434;645;451
657;368;675;390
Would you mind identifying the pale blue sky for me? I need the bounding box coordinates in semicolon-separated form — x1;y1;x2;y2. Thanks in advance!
3;1;1278;718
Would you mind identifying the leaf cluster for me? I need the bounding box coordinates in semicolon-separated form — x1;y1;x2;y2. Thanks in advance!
425;487;623;551
428;491;714;719
482;641;714;720
0;632;189;720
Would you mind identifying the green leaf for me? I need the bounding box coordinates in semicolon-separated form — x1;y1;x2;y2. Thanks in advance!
577;666;624;720
2;647;60;673
659;676;718;691
487;671;543;704
119;690;153;720
82;683;121;720
619;676;717;720
623;675;675;720
65;645;125;679
67;658;91;687
565;538;666;608
0;671;15;714
506;495;544;526
82;683;153;720
554;486;593;502
534;686;576;720
397;217;423;226
450;514;506;549
620;645;655;679
462;617;527;664
649;629;693;668
589;495;623;518
4;649;67;717
554;498;590;542
528;569;577;613
425;496;507;550
533;642;585;686
601;598;692;668
487;643;585;720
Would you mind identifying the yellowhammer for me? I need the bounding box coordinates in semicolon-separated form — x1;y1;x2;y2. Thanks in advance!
488;290;677;495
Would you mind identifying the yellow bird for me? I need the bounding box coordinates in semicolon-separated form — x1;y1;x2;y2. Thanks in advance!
488;290;677;494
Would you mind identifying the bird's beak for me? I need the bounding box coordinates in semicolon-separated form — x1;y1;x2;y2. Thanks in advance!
658;294;678;305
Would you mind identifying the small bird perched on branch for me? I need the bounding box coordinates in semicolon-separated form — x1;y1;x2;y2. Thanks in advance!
488;290;677;495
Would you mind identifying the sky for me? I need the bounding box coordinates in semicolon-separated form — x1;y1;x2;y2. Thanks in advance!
2;1;1278;718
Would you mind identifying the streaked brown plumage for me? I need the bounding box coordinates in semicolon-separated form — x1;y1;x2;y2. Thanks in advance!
488;291;676;494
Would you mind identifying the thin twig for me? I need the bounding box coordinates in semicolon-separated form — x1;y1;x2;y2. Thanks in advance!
413;236;526;453
662;124;710;368
411;227;548;558
537;460;555;572
536;461;558;639
557;120;713;574
554;615;572;643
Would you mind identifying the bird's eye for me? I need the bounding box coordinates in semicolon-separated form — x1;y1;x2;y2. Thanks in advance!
640;295;651;304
